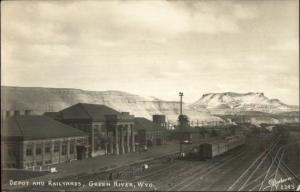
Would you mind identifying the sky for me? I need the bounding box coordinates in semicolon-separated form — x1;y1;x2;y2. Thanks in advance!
1;0;299;105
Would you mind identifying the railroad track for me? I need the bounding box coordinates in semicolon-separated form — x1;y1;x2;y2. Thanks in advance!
166;150;247;191
247;153;295;191
99;146;247;191
226;138;280;191
113;161;197;191
257;143;300;191
245;150;289;191
227;138;300;192
74;153;185;191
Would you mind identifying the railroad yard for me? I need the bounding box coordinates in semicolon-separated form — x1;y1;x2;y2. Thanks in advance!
3;125;300;191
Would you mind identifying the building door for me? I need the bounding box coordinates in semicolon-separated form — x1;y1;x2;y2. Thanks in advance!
146;140;153;147
76;146;86;160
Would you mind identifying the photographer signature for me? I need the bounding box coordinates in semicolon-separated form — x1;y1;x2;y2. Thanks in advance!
263;177;292;190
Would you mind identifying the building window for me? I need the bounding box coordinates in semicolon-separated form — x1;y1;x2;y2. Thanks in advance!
100;139;106;150
80;138;87;145
45;160;52;164
36;148;42;155
45;142;51;153
61;144;67;155
101;126;106;134
26;148;32;156
77;138;83;145
36;161;43;166
45;146;51;153
8;149;17;157
94;127;99;135
54;141;59;152
70;141;75;154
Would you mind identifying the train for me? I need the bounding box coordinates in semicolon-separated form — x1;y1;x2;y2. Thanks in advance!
182;135;245;160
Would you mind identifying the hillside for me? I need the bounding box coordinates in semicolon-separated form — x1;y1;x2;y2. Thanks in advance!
191;92;298;115
219;110;299;126
1;86;222;125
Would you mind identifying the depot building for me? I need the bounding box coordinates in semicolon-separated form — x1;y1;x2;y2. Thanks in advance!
45;103;136;157
1;115;88;169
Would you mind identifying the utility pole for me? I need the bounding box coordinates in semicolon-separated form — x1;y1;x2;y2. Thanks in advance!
178;92;184;157
179;92;183;115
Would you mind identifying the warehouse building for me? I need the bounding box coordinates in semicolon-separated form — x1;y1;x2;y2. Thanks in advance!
1;115;88;169
134;117;168;147
48;103;136;157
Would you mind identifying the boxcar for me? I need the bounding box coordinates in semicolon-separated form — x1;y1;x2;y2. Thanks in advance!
188;135;245;160
200;141;228;159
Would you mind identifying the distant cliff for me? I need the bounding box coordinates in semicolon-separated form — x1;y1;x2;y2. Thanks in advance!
1;86;222;124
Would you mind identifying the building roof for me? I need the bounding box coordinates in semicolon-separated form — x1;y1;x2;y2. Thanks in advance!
43;112;59;118
2;115;87;140
57;103;122;121
134;117;164;132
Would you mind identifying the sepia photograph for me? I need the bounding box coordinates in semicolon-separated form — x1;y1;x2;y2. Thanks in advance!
1;0;299;191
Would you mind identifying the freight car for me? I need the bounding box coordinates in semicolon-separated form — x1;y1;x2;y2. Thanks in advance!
187;135;245;160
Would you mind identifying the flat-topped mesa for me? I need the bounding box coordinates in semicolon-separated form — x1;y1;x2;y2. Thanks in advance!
192;92;297;114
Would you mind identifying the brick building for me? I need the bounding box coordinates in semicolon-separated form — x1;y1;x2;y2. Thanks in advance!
134;117;168;147
1;115;88;169
47;103;136;157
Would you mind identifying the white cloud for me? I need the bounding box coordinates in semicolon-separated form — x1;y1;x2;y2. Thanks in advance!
1;0;298;105
2;1;257;46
